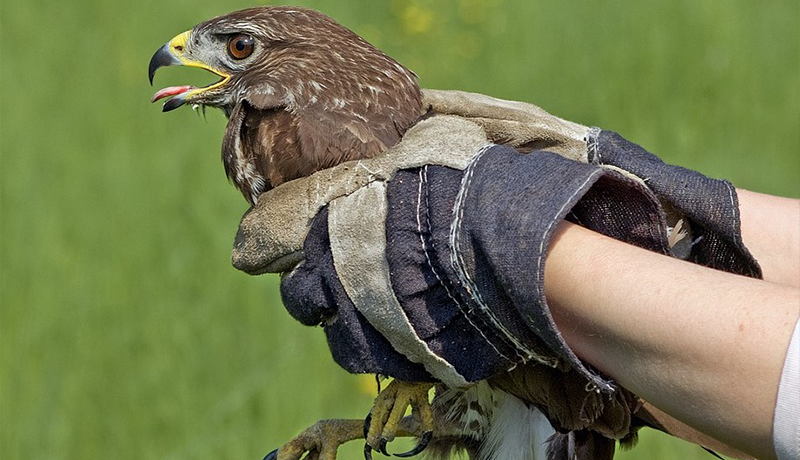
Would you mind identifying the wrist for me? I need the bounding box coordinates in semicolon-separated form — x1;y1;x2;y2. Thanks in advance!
737;189;800;288
543;220;798;460
543;221;601;364
543;221;629;375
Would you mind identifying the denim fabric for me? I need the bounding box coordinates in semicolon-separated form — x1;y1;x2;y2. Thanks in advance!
279;130;760;390
592;130;761;278
281;207;433;382
280;142;673;388
385;167;520;382
451;145;669;392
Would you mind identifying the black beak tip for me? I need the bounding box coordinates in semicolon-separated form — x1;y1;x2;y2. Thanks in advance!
162;97;185;112
148;44;178;86
148;52;160;86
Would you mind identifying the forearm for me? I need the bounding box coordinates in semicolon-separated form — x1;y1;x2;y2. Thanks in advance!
545;222;799;460
737;189;800;288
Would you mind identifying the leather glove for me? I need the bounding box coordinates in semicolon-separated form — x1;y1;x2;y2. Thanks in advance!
232;90;761;390
277;139;670;393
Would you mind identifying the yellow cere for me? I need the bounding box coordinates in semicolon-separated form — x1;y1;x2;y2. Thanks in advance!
168;30;231;98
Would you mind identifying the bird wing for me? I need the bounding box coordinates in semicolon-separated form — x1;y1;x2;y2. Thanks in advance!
222;102;261;204
293;109;391;171
222;100;396;205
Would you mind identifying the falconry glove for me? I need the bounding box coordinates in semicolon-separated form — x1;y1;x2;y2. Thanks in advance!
146;6;760;455
424;90;762;277
585;129;761;276
275;137;671;393
233;90;760;393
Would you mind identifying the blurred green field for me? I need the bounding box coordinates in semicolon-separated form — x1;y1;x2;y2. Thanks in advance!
1;0;797;459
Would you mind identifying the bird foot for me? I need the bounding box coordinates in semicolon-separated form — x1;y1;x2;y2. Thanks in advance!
263;419;365;460
363;380;435;459
261;380;434;460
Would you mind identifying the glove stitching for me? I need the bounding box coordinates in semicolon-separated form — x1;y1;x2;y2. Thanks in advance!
330;182;468;387
722;180;761;278
567;211;585;227
532;168;617;391
416;166;515;365
723;181;741;248
450;145;553;366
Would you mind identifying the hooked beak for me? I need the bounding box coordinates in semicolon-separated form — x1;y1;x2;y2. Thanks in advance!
148;31;231;112
148;44;181;85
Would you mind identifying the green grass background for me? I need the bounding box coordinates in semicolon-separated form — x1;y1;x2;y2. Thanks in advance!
1;0;798;459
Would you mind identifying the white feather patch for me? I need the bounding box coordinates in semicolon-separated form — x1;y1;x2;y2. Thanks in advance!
480;393;553;460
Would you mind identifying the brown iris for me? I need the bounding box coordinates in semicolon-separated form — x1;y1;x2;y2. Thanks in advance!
227;34;254;59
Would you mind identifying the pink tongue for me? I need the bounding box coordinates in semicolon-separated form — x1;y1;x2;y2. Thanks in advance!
152;85;193;102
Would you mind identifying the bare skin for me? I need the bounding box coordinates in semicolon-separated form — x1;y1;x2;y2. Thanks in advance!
737;189;800;288
545;191;800;460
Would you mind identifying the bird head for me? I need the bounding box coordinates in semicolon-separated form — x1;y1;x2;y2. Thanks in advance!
149;6;424;204
148;6;421;117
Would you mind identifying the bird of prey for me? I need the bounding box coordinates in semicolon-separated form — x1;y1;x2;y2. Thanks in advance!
148;6;747;460
149;6;423;205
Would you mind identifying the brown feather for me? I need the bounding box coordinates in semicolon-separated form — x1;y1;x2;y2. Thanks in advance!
198;6;422;204
489;362;748;460
190;7;745;459
489;363;637;440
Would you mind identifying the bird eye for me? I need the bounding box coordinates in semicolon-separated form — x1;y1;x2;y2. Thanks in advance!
227;34;254;60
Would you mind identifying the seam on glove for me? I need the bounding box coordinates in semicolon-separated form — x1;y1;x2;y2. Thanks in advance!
598;164;647;186
416;166;515;365
328;181;469;388
450;145;557;367
531;169;607;380
721;180;760;278
723;181;744;250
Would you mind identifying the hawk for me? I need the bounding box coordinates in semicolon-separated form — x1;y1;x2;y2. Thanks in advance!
148;6;745;460
149;6;423;205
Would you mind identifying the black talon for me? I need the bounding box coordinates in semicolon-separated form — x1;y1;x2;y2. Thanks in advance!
394;431;432;458
379;438;390;456
263;448;278;460
363;412;372;439
363;412;378;459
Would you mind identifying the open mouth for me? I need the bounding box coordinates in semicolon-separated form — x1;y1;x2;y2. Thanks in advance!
148;33;231;112
151;85;193;108
151;76;228;112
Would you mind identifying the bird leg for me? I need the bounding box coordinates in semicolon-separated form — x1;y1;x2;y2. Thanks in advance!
363;380;435;459
263;379;434;460
263;419;365;460
263;415;424;460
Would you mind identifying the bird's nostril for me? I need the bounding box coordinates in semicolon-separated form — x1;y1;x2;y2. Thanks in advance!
174;45;184;52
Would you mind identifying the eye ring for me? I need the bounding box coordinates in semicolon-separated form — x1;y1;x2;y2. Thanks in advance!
227;34;254;60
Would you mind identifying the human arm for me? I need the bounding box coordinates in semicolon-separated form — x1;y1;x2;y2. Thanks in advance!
545;220;800;460
232;92;776;457
264;136;770;452
737;189;800;288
